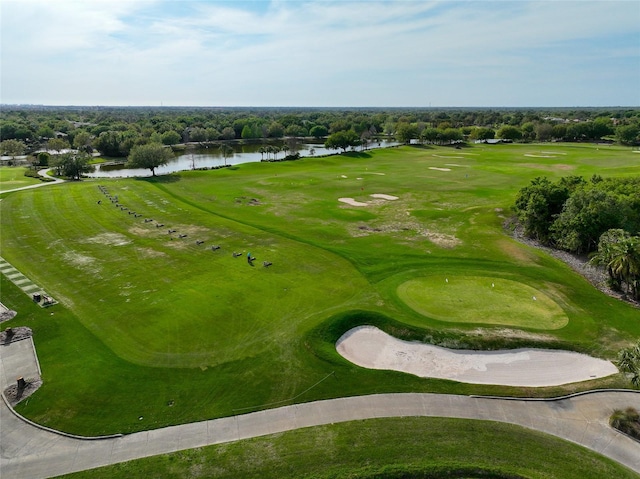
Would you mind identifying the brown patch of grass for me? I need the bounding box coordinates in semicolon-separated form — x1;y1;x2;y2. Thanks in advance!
85;233;131;246
496;239;537;264
135;247;167;259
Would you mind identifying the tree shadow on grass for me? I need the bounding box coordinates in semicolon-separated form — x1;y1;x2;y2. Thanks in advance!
135;174;181;184
343;152;373;159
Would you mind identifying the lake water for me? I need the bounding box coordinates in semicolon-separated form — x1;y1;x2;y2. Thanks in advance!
86;140;398;178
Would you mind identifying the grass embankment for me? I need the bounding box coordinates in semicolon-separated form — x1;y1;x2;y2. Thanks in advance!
0;165;43;191
59;417;638;479
0;144;639;437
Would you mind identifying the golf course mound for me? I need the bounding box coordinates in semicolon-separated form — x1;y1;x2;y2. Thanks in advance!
397;276;568;330
336;326;618;386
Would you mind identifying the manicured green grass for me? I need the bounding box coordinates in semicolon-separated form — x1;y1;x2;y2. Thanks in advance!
59;417;638;479
0;165;41;191
397;275;568;329
1;143;639;438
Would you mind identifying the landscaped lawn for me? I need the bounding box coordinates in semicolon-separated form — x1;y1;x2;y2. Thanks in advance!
0;166;42;191
1;143;639;436
59;417;639;479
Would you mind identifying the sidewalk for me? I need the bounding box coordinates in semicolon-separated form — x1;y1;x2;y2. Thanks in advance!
1;335;639;479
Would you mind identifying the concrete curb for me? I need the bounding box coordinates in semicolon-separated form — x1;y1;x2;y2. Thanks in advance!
471;388;640;402
1;393;124;440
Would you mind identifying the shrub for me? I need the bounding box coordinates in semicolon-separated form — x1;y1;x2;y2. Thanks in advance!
610;408;640;440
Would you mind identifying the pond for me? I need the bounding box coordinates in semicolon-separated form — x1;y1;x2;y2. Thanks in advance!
86;140;399;178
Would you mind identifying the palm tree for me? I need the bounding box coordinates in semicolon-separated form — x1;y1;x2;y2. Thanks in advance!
220;145;234;166
265;145;274;161
258;146;266;161
618;341;640;387
281;145;289;159
609;236;640;296
590;229;629;291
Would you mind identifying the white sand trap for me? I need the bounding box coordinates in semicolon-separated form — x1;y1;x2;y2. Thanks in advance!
432;154;464;159
370;194;398;201
429;167;452;172
339;198;369;207
340;175;348;178
367;172;386;175
336;326;618;387
524;154;555;158
633;151;640;153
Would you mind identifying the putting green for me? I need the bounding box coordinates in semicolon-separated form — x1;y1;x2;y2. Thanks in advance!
397;276;569;330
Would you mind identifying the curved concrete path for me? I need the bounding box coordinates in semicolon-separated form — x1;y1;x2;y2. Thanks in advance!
1;335;639;478
2;389;639;478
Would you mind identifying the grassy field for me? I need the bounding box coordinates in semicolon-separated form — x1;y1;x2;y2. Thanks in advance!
1;143;639;438
59;417;638;479
0;165;42;191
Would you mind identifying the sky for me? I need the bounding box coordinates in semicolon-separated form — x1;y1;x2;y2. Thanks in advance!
1;0;639;107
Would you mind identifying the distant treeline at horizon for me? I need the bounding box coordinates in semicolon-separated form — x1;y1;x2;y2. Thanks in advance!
1;105;639;159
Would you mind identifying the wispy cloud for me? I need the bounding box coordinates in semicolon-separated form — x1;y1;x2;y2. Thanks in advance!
1;0;638;106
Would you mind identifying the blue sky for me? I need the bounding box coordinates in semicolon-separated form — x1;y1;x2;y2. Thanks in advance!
1;0;639;107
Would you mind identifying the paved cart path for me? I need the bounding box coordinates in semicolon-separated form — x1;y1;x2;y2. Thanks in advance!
1;338;639;479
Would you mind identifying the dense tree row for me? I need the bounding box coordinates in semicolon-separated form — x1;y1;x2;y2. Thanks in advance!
1;107;639;159
514;175;640;299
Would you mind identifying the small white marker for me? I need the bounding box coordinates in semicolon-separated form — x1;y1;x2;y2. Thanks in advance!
445;278;448;283
532;296;536;301
492;283;494;288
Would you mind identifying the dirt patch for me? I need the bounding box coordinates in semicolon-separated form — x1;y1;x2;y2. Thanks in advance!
129;226;158;237
62;251;99;272
469;327;556;342
85;232;131;246
554;164;574;170
135;247;166;259
421;231;461;248
0;326;31;343
4;378;42;406
0;303;17;324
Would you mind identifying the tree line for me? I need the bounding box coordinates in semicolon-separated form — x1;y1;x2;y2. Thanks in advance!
1;106;639;161
514;175;640;300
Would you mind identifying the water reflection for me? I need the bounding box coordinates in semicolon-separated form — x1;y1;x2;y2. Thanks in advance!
87;140;398;178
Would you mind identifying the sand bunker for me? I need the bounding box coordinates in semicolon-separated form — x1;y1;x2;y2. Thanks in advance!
432;155;464;159
429;167;452;172
339;198;369;207
339;194;399;206
336;326;618;387
524;154;555;158
370;194;398;201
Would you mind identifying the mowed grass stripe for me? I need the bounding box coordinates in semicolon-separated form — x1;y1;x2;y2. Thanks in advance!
1;180;375;368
